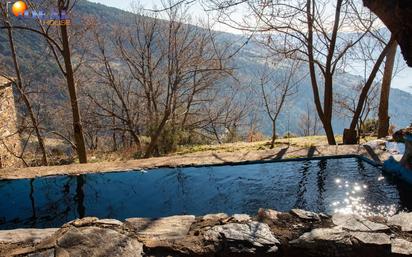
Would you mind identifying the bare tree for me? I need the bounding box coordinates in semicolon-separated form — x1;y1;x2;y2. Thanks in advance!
336;80;380;142
82;2;234;157
86;30;143;149
201;85;249;144
204;0;383;145
343;35;396;144
57;0;87;163
299;103;321;137
257;58;302;148
0;3;48;165
1;0;89;163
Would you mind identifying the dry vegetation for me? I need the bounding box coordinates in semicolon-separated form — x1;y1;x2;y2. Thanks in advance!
78;135;378;164
0;0;406;169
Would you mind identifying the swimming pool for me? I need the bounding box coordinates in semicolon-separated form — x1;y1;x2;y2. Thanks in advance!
0;157;411;229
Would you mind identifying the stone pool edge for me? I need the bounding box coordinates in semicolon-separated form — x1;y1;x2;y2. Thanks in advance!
1;209;411;257
0;144;390;180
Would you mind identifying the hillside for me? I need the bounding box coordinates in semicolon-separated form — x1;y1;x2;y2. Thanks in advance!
229;36;412;135
1;0;411;137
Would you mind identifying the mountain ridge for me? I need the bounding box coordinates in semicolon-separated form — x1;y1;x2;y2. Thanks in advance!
1;0;411;136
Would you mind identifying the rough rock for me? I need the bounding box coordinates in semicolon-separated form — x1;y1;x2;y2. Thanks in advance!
388;212;412;232
202;213;229;221
2;211;412;257
26;249;55;257
391;127;412;170
289;227;353;257
319;213;330;219
231;214;251;222
70;217;98;227
392;127;412;143
94;219;123;227
0;228;58;244
350;232;391;245
290;226;352;245
204;222;280;249
125;215;195;240
257;208;281;220
332;213;389;232
391;238;412;255
55;226;143;257
291;209;321;221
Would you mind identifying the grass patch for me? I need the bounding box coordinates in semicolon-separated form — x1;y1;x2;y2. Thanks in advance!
174;135;377;156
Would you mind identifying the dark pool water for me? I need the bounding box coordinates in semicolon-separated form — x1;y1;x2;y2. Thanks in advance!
1;157;411;229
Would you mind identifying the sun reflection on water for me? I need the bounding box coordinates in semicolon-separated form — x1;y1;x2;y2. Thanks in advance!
331;177;397;216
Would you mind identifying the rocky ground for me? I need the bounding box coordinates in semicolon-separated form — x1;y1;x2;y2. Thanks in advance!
0;209;411;257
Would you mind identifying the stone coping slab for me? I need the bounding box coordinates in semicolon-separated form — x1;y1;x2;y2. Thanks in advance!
0;228;58;245
125;215;195;240
0;144;389;180
332;213;390;232
388;212;412;232
1;209;411;257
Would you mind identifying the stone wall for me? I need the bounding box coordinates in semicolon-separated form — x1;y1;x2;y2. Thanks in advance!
0;77;21;168
1;209;411;257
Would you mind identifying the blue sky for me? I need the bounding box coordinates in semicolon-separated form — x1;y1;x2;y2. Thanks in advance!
89;0;206;19
90;0;412;93
90;0;159;11
90;0;143;10
89;0;133;10
89;0;244;33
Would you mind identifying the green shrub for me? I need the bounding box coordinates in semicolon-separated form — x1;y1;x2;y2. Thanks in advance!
360;119;379;135
283;132;297;139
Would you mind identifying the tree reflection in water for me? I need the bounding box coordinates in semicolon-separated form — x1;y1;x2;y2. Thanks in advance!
29;179;36;227
295;160;310;210
75;176;86;218
316;159;327;213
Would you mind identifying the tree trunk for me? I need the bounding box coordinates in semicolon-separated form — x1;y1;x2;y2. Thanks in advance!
323;120;337;145
321;0;343;146
144;110;171;158
128;127;141;147
323;76;337;145
378;41;397;138
343;128;358;145
270;120;276;149
112;132;117;152
306;0;338;146
6;24;48;166
112;116;117;152
344;36;396;144
60;14;87;163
